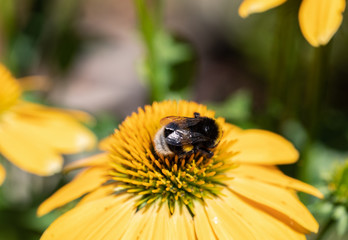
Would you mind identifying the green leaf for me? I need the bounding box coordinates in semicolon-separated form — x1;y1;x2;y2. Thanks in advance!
336;210;348;237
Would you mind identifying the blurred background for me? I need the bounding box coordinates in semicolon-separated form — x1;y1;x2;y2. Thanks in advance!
0;0;348;239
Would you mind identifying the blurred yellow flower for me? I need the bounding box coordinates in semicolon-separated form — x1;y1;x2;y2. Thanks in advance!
38;100;322;239
0;64;96;181
239;0;346;47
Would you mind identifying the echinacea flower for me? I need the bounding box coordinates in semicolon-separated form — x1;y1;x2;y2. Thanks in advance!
239;0;346;47
38;100;323;239
0;64;96;181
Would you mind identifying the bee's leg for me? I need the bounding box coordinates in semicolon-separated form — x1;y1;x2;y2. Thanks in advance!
196;148;214;158
194;112;200;118
178;150;194;159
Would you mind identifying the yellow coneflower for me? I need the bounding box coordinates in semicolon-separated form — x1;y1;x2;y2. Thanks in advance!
0;64;96;181
239;0;346;47
38;100;322;239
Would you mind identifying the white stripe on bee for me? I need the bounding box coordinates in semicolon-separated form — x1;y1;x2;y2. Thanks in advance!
153;126;173;156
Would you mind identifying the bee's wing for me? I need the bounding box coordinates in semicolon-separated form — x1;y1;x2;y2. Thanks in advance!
165;129;191;146
160;116;202;127
165;130;211;146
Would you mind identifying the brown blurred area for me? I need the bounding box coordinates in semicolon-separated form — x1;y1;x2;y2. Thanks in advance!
33;0;261;117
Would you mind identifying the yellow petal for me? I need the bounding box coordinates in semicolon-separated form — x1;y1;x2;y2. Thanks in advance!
126;203;194;240
239;0;287;18
166;204;196;240
231;129;299;165
0;64;21;112
38;167;109;216
221;189;306;240
140;204;172;240
78;184;116;206
228;177;319;233
120;204;156;240
229;164;323;198
194;202;218;240
99;135;114;151
0;164;6;185
41;195;133;240
204;195;258;239
12;102;96;153
0;125;63;176
74;196;134;240
64;153;109;172
299;0;345;47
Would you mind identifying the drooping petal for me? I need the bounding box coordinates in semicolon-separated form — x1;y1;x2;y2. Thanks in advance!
194;202;218;240
119;204;157;240
299;0;346;47
11;102;96;153
239;0;287;18
77;184;116;206
38;167;109;216
0;164;6;185
230;128;299;165
0;124;63;176
133;204;196;240
165;204;196;240
221;189;306;240
228;164;323;198
73;196;134;240
228;177;319;233
40;195;134;240
203;195;258;239
140;204;175;240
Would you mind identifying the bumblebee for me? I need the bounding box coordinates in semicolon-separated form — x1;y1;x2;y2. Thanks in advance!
153;112;222;158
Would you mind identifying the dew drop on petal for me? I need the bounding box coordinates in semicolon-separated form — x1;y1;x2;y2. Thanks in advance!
213;216;219;225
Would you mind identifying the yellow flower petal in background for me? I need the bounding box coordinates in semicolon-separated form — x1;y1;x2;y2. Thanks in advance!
239;0;287;18
231;128;299;165
0;125;63;175
8;103;96;153
0;64;21;114
0;164;6;185
299;0;346;47
39;100;321;239
0;63;97;179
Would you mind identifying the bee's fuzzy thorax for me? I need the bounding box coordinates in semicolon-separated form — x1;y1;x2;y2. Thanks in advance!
153;126;173;156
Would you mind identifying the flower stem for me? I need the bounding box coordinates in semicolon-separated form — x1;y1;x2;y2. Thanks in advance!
304;45;331;138
267;1;301;128
299;44;331;183
134;0;167;101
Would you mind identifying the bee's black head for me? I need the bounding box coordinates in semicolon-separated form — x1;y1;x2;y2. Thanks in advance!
192;118;219;141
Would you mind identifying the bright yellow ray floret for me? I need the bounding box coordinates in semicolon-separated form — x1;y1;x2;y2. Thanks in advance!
39;100;322;240
0;64;96;181
239;0;346;47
